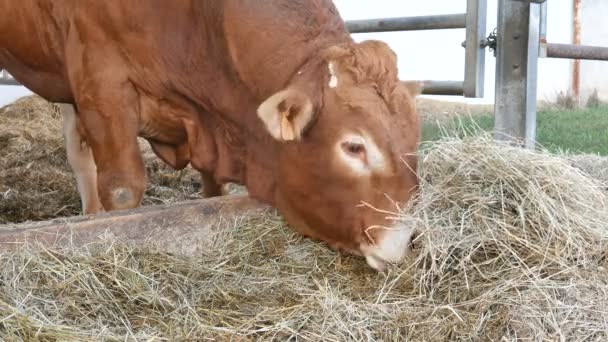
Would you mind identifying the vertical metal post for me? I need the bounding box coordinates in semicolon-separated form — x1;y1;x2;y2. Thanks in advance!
493;0;542;149
464;0;487;98
571;0;582;106
539;1;548;58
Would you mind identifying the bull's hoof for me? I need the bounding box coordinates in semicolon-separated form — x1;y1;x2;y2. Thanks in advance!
82;203;104;215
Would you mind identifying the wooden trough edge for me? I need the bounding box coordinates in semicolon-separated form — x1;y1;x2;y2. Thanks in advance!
0;194;271;256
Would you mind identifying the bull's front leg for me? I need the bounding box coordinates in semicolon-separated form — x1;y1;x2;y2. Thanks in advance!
71;83;147;211
200;171;224;198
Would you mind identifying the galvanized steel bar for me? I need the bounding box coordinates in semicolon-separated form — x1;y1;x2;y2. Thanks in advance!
0;79;20;85
463;0;487;98
538;1;548;57
545;43;608;61
493;0;542;149
0;72;20;86
571;0;582;104
345;14;467;33
420;80;464;96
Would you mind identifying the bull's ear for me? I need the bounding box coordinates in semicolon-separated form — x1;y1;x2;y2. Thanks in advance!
257;88;315;141
399;80;423;98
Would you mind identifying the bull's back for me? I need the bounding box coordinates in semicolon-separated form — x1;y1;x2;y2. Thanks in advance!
0;0;350;115
0;0;73;101
223;0;349;97
0;0;200;102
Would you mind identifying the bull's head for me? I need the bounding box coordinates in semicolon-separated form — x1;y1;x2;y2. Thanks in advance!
257;40;421;271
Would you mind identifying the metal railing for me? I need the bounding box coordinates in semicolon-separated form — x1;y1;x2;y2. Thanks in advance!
544;43;608;61
344;0;487;98
0;70;19;85
345;14;467;33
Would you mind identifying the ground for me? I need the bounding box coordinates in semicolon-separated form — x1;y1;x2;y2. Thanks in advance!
3;128;608;341
2;95;608;340
422;102;608;156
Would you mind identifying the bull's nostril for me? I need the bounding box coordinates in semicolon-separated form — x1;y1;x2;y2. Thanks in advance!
409;231;419;248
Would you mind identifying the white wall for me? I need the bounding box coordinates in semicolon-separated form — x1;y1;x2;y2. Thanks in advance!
1;0;605;107
580;0;608;101
0;85;32;106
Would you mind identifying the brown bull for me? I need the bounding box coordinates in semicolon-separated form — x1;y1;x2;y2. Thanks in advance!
0;0;421;271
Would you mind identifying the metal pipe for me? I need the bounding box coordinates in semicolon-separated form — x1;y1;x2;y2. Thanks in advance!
419;80;464;96
0;78;20;86
512;0;546;3
546;43;608;61
463;0;487;98
0;69;19;85
345;14;467;33
539;1;548;57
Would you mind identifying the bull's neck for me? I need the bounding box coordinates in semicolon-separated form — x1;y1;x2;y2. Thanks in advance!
270;40;348;113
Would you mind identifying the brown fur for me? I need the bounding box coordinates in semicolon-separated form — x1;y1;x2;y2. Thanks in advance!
0;0;420;263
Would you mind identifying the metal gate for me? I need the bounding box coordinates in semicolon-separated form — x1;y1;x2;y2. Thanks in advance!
0;69;18;86
345;0;488;98
494;0;608;147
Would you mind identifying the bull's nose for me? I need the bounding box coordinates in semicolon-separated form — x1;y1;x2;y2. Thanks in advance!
365;255;389;272
360;222;417;272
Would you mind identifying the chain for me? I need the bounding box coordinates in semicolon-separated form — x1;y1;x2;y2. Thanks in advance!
481;28;498;57
461;27;498;57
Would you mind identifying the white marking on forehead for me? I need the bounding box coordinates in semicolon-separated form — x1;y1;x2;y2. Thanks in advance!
364;135;387;171
336;133;387;176
328;62;338;88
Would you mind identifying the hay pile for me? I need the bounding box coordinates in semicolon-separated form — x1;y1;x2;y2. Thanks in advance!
567;153;608;187
2;133;608;341
0;95;207;224
0;96;79;223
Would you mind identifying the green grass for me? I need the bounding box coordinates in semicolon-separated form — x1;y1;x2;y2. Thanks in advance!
422;106;608;156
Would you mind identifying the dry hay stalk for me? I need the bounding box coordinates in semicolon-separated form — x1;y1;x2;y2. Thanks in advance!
566;153;608;189
0;96;78;223
405;133;608;340
2;132;608;340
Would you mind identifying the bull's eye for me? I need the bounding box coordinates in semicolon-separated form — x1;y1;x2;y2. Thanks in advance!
336;134;385;174
342;141;366;157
